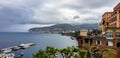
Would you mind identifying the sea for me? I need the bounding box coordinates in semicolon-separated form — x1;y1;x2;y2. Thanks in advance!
0;32;78;58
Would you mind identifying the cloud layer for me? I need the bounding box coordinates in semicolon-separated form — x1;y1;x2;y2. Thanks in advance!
0;0;119;32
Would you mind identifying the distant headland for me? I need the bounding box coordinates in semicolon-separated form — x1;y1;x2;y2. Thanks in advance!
28;23;99;33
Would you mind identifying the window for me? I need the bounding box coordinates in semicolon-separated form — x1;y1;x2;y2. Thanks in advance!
90;39;93;45
117;42;120;47
96;40;101;45
85;39;89;43
115;12;117;14
106;32;113;37
106;41;113;46
116;32;120;37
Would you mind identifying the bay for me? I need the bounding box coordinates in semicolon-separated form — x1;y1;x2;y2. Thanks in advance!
0;32;78;58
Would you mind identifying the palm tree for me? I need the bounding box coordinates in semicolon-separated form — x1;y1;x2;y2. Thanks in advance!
72;46;79;52
59;46;79;58
59;48;65;58
62;46;74;58
33;49;48;58
33;46;83;58
74;53;81;58
92;29;102;36
60;47;72;58
75;31;80;38
89;46;102;58
79;48;87;58
103;48;117;58
46;46;58;58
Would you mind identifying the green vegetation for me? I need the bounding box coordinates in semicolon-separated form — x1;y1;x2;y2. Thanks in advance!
79;48;87;58
89;46;117;58
91;29;102;36
90;46;102;58
33;46;117;58
103;48;117;58
33;46;87;58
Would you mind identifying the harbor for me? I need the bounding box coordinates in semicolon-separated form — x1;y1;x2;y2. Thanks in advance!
0;43;35;58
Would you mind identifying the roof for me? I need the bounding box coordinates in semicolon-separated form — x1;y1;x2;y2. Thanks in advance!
102;12;113;17
114;2;120;11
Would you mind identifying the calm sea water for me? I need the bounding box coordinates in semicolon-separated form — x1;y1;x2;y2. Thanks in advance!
0;32;78;58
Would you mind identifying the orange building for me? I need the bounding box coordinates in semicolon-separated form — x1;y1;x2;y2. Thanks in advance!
77;3;120;58
98;3;120;58
99;12;113;31
99;3;120;31
109;3;120;27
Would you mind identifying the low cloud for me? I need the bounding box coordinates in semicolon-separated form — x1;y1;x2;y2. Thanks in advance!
0;0;119;32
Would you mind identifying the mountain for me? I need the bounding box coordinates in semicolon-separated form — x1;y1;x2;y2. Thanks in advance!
28;23;99;33
73;23;99;30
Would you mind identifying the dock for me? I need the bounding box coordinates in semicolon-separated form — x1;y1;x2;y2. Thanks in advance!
0;43;35;58
0;43;35;53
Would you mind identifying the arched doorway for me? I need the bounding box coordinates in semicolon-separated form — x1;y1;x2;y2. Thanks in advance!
116;42;120;47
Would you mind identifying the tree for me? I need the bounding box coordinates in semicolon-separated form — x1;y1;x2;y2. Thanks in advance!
59;46;74;58
90;46;102;58
59;48;65;58
45;46;58;58
79;48;87;58
75;31;80;38
33;46;88;58
59;46;80;58
92;29;102;36
103;48;117;58
74;53;81;58
33;49;48;58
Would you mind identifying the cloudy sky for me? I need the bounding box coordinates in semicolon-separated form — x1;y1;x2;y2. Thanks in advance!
0;0;119;32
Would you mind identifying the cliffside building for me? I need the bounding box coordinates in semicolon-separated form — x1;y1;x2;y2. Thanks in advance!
77;2;120;58
99;3;120;31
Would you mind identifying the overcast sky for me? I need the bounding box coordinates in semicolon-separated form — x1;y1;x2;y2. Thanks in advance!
0;0;119;32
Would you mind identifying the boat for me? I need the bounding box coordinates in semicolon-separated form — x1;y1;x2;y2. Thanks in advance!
71;37;76;40
0;53;15;58
19;43;30;49
1;48;12;53
11;46;21;51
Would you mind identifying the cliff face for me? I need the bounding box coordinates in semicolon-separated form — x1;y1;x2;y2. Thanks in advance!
28;23;99;33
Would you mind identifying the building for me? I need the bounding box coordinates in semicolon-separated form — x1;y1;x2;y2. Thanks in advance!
93;27;120;58
77;28;120;58
99;12;113;32
98;2;120;49
109;3;120;28
80;29;88;36
77;2;120;58
98;3;120;58
99;3;120;31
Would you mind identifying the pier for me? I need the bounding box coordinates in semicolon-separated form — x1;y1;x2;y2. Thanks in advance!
0;43;35;58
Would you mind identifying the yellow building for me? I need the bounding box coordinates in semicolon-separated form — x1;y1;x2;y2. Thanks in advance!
80;29;88;36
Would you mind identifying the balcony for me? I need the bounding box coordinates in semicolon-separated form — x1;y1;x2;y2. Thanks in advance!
109;14;117;23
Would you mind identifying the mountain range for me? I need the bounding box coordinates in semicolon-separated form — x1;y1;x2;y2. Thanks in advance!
28;23;99;33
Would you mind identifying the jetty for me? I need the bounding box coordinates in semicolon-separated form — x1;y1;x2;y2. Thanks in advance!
0;43;35;58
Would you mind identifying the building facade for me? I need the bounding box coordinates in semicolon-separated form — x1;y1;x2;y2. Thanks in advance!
77;2;120;58
99;3;120;31
99;3;120;58
80;29;88;36
109;3;120;28
99;12;113;31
